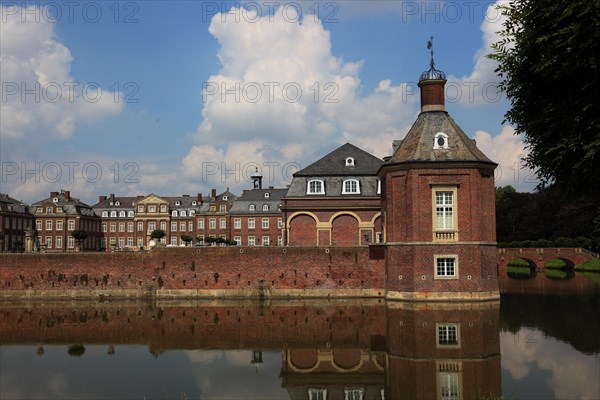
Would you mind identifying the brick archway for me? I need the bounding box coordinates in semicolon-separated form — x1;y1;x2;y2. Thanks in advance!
288;214;317;246
331;214;359;246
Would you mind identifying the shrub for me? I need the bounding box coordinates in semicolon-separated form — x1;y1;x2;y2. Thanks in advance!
544;258;567;269
507;258;531;267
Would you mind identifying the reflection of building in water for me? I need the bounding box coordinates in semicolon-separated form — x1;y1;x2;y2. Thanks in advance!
0;300;500;399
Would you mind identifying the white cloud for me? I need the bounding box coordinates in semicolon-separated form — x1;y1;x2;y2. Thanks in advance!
475;125;538;191
0;4;123;141
183;5;418;193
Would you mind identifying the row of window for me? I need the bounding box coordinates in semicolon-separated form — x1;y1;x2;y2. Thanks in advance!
36;206;63;214
36;220;77;231
306;179;381;195
196;235;283;247
3;216;32;230
198;218;282;230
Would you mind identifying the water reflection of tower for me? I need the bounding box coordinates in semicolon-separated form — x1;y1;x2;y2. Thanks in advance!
386;302;501;400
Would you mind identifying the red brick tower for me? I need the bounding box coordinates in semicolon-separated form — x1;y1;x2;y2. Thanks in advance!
379;41;499;301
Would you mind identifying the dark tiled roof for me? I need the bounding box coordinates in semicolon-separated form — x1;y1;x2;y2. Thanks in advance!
294;143;384;176
92;197;139;208
229;188;287;214
388;111;495;164
0;193;29;213
32;193;91;208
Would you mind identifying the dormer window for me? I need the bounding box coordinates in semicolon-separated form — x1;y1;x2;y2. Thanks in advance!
172;210;178;217
189;210;195;216
223;196;228;201
180;210;187;217
264;193;270;198
119;211;126;217
434;132;449;149
262;204;269;211
53;197;59;203
102;211;108;217
128;211;134;217
191;201;197;206
175;200;181;206
249;204;256;211
307;179;325;195
342;179;360;194
345;157;355;166
377;179;381;195
110;211;117;218
115;201;121;206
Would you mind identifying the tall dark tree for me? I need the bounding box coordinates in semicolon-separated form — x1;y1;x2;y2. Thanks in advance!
489;0;600;194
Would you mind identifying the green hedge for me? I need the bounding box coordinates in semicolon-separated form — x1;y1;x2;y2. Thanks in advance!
544;258;567;269
544;269;568;280
507;265;532;277
575;258;600;272
498;236;593;249
507;258;531;267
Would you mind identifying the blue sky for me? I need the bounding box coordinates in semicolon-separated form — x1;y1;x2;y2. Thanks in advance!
1;1;536;204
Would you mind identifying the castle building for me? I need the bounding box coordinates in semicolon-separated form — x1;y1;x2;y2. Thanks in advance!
378;49;499;301
31;190;101;251
282;143;384;247
0;193;34;252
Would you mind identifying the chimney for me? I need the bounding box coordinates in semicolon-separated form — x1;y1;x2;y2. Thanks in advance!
64;191;70;202
418;37;446;113
99;195;107;203
109;193;115;205
197;193;203;204
211;189;217;200
51;191;58;198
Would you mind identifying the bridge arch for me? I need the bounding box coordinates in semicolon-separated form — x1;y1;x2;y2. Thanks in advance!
506;257;537;280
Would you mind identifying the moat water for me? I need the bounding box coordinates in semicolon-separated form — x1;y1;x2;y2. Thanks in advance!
1;273;599;400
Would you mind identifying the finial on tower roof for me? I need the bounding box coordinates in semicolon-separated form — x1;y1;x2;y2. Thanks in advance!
420;36;446;82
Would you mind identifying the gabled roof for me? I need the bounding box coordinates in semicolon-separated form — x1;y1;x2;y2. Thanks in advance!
294;143;384;177
387;111;495;165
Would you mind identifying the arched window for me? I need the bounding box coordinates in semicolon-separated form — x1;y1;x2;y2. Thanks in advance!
119;211;126;217
262;204;269;211
249;204;256;211
175;200;181;206
342;179;360;194
102;211;108;218
264;193;270;198
115;201;121;206
110;211;117;217
128;211;134;217
345;157;355;166
172;210;178;217
180;210;187;217
189;210;195;216
307;179;325;195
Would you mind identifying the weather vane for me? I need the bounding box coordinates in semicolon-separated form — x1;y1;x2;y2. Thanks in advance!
427;36;435;68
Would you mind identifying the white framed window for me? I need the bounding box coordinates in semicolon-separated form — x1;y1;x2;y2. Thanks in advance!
189;222;193;231
209;219;216;229
342;179;360;194
101;223;107;232
234;236;241;245
68;237;75;249
307;179;325;194
189;210;195;216
148;205;156;213
262;236;270;246
264;192;270;198
180;210;187;217
262;204;269;211
345;157;355;166
137;238;143;248
172;210;178;217
119;211;126;217
377;179;381;195
277;236;282;246
127;237;133;247
234;218;241;229
249;204;256;211
137;222;144;232
435;191;454;230
46;206;53;214
248;218;255;229
128;211;134;217
198;219;205;230
439;372;460;400
149;222;155;231
160;205;167;212
435;256;458;279
55;236;62;249
110;223;116;232
308;388;327;400
56;207;62;213
220;205;226;212
344;388;364;400
437;323;460;347
45;236;52;248
248;236;255;246
175;200;181;206
45;220;52;230
138;205;144;212
171;237;177;246
119;237;125;248
56;221;63;231
220;218;226;229
110;237;116;245
119;223;125;232
171;222;177;232
180;222;186;231
262;218;269;229
36;221;42;231
278;218;282;228
102;211;108;217
115;201;121;206
434;132;449;149
110;211;117;218
128;222;133;232
68;220;75;230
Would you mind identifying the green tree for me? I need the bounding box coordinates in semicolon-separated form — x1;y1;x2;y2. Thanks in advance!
71;230;88;250
181;234;193;246
150;229;166;240
489;0;600;194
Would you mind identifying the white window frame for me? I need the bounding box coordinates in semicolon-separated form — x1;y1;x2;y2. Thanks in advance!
68;220;75;230
198;219;205;230
436;323;461;348
128;222;134;232
307;179;325;195
262;218;269;229
262;204;269;211
435;255;458;279
119;211;126;217
180;222;186;231
342;179;360;194
248;218;255;229
45;220;52;230
55;236;62;249
110;223;116;232
119;223;125;232
249;204;256;211
234;218;241;229
102;211;108;217
56;221;63;231
308;388;327;400
248;236;255;246
209;218;216;229
68;237;75;249
262;236;270;246
220;218;226;229
434;131;449;149
234;236;241;245
345;157;355;166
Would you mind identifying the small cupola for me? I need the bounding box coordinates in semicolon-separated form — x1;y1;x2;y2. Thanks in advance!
418;36;446;113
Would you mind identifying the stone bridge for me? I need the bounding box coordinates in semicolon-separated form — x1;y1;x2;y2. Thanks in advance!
497;247;597;270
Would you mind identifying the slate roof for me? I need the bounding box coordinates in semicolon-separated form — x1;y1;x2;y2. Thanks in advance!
294;143;384;177
0;193;29;213
229;188;287;215
387;111;495;165
32;192;95;216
